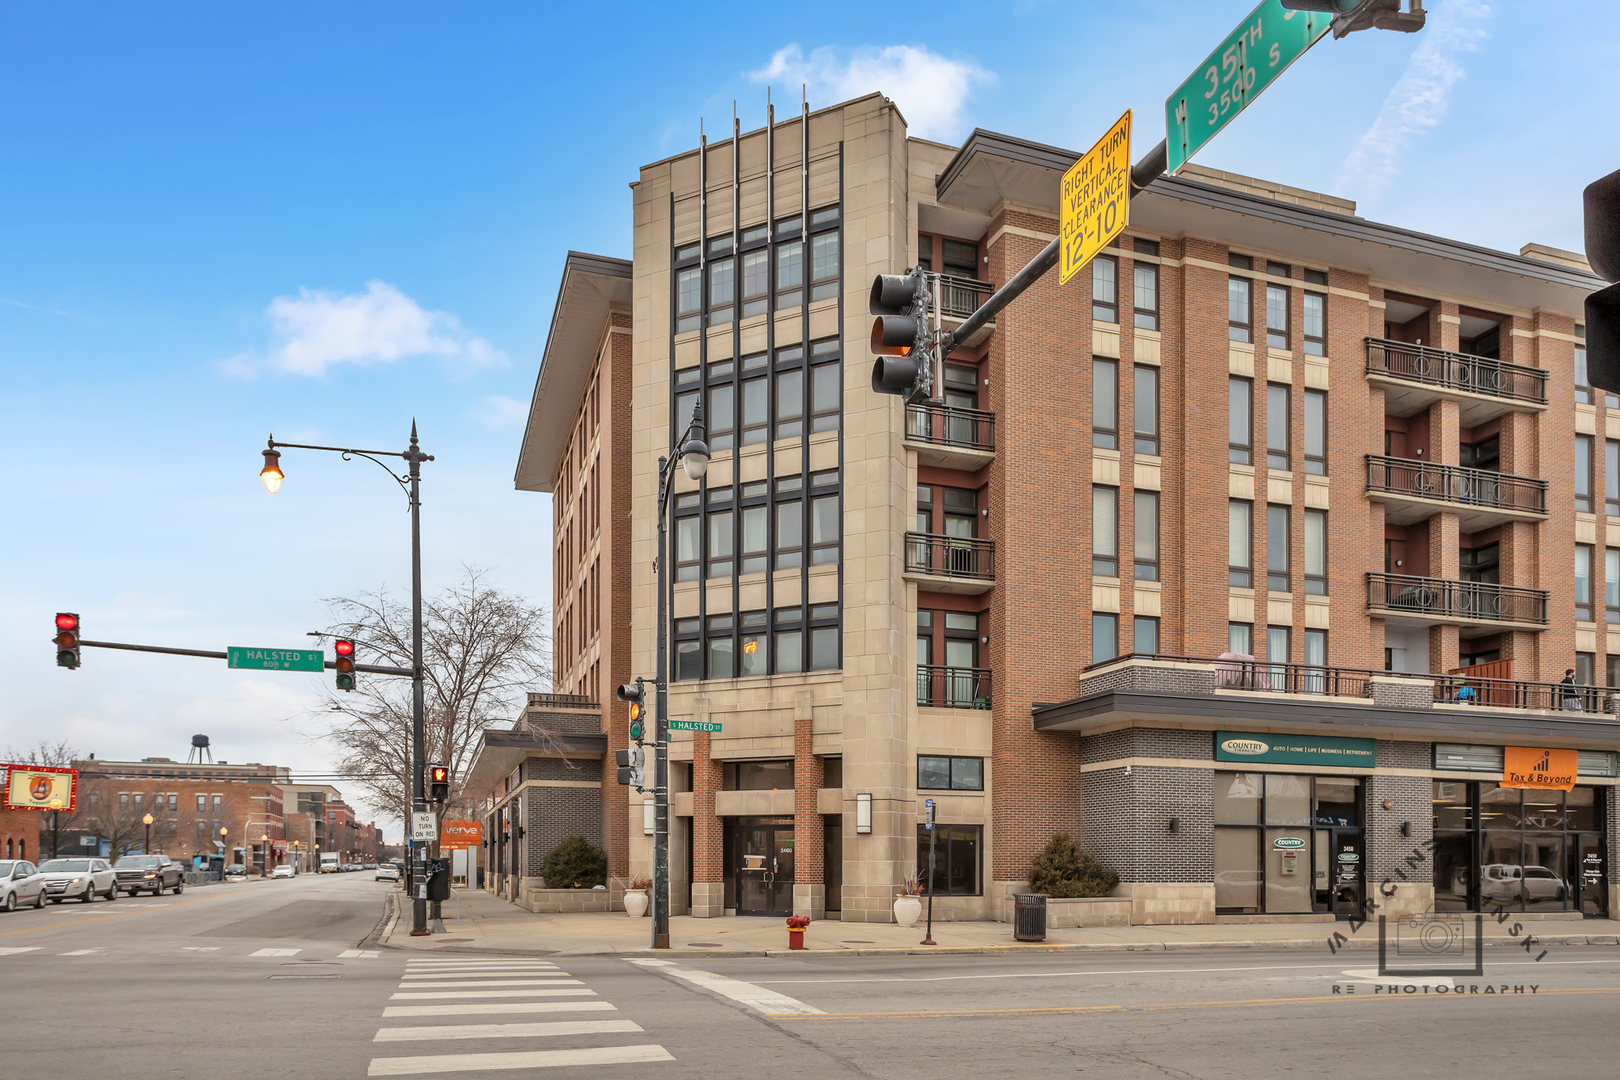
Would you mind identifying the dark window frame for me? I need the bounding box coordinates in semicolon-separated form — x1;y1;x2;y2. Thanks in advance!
1577;434;1594;513
1092;484;1119;578
1304;389;1327;475
1230;498;1253;588
916;823;983;897
1229;376;1253;464
1266;503;1290;593
1228;275;1253;343
1303;290;1326;356
1305;507;1327;596
1092;255;1118;324
1134;364;1160;455
1266;383;1290;470
1133;488;1159;581
1092;357;1118;450
1133;261;1159;331
1577;543;1594;622
916;755;985;792
1133;615;1160;655
1265;281;1289;350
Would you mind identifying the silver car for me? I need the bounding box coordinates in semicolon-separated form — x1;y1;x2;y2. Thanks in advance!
38;858;118;904
0;861;47;912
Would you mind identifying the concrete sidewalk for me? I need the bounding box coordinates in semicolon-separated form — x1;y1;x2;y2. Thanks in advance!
377;886;1620;958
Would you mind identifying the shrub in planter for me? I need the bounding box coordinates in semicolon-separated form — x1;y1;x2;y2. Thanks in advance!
1027;833;1119;898
540;835;607;889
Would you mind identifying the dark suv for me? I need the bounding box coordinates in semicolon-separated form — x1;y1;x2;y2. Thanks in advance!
114;855;185;896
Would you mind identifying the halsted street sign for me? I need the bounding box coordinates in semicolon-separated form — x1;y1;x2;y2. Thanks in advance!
669;720;722;733
227;646;325;672
1166;0;1331;175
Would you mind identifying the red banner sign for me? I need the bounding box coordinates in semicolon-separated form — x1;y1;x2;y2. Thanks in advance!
2;765;78;812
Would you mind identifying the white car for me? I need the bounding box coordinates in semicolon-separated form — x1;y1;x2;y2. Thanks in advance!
38;858;118;903
0;861;47;912
375;865;401;883
270;864;295;879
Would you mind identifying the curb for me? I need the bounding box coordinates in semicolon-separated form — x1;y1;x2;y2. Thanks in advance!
366;890;401;950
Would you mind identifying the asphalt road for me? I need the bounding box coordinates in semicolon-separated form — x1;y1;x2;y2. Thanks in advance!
2;875;1616;1078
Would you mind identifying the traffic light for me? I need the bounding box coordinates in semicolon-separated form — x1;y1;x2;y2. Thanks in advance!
427;763;450;802
54;613;80;670
333;638;356;692
617;680;647;743
1585;168;1620;393
869;268;934;402
1279;0;1424;37
615;746;645;790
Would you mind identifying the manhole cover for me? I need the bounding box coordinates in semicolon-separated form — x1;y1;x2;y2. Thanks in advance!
686;942;726;948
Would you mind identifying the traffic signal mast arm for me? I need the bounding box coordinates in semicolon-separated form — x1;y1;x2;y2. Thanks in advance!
69;636;413;676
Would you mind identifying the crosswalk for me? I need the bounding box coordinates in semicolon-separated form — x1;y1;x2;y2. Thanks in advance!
366;957;673;1076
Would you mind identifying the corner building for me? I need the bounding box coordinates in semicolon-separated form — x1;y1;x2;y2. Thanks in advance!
518;92;1618;924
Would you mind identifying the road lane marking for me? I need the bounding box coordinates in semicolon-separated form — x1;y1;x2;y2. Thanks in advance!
382;1001;616;1018
373;1020;643;1043
395;979;578;989
59;949;99;956
389;988;591;1000
0;947;42;956
367;1045;673;1076
181;947;221;952
404;962;559;969
400;966;561;974
340;949;381;959
627;959;823;1015
250;948;302;957
400;971;569;979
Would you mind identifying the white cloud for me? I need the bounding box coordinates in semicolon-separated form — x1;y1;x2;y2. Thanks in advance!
221;281;507;379
1335;0;1492;199
469;393;530;430
749;44;993;142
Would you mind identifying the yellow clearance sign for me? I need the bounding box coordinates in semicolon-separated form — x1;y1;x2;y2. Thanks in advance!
1060;109;1132;286
3;766;77;812
1502;746;1577;791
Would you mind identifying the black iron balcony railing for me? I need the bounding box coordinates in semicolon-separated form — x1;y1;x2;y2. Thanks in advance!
917;664;992;709
1425;675;1615;713
1366;572;1549;625
937;273;995;320
1365;337;1547;405
905;402;996;453
904;532;995;580
1366;455;1547;515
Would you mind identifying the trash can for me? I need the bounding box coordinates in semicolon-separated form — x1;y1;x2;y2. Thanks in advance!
1013;893;1047;941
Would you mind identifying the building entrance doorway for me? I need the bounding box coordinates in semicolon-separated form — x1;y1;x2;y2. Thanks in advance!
1314;829;1364;917
730;822;795;916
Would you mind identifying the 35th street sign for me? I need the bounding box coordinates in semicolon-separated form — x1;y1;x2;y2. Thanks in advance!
1166;0;1332;175
226;646;325;672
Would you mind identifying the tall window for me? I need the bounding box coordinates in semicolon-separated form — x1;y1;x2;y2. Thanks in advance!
1228;277;1252;342
810;340;841;433
1134;490;1159;581
1576;328;1592;404
707;236;734;324
775;216;803;309
1303;269;1327;355
1608;547;1620;624
1093;485;1119;577
808;603;840;671
916;824;981;896
775;480;803;569
739;611;767;676
1266;384;1290;470
741;366;768;445
1265;283;1289;350
1228;622;1253;656
740;225;769;318
1134;365;1160;455
1092;256;1118;323
1304;629;1326;669
1092;358;1118;449
707;368;735;452
1266;626;1290;667
774;609;802;674
775;346;804;440
707;504;733;579
706;614;734;678
1133;616;1159;655
1266;504;1290;592
1092;613;1118;664
1608;440;1619;515
1304;390;1326;475
675;495;700;582
1577;544;1594;621
1577;435;1594;512
1229;500;1253;587
810;490;840;565
1304;509;1326;595
809;207;841;301
675;242;701;333
1229;377;1252;464
1133;262;1159;331
740;493;767;576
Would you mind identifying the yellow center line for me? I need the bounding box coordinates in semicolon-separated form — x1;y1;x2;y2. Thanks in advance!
766;987;1620;1021
0;888;253;938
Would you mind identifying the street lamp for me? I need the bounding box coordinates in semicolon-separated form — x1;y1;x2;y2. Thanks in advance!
261;832;270;875
258;425;433;936
143;813;154;855
49;798;62;859
651;400;709;950
220;827;229;876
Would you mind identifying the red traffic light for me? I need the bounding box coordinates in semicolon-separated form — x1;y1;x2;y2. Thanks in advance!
334;639;355;657
55;613;79;631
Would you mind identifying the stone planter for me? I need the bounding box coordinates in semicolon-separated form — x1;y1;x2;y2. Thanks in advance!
624;889;649;918
893;895;922;927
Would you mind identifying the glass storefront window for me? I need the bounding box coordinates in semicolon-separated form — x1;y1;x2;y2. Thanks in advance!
1264;828;1312;913
1314;778;1359;826
1214;828;1260;912
1215;772;1362;916
1478;783;1522;830
1522;789;1565;830
1432;832;1473;911
1567;787;1598;831
1214;773;1262;824
1439;781;1608;915
1264;774;1311;826
1432;782;1472;830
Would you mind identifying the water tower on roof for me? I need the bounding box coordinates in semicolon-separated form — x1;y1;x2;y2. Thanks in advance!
187;734;213;764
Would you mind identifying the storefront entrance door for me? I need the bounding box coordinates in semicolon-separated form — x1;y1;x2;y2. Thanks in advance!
1577;834;1609;917
1312;829;1364;918
734;824;795;916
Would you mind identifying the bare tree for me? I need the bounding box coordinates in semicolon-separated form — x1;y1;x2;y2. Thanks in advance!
319;567;551;821
51;780;167;860
5;740;82;768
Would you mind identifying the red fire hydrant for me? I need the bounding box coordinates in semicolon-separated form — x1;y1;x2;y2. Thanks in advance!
786;915;810;950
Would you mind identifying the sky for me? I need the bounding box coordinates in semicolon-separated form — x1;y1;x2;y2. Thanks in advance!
3;1;1616;833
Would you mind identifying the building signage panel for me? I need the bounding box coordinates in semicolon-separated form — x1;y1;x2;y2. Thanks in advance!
1213;732;1375;768
1272;836;1305;849
1502;746;1577;791
227;646;325;672
2;765;78;811
1059;109;1131;286
410;812;438;842
440;820;482;849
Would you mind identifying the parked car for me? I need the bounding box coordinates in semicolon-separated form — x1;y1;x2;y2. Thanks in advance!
375;864;401;883
270;864;295;879
0;861;47;912
114;854;185;896
38;858;118;903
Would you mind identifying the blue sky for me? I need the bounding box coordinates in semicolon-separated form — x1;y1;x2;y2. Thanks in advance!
3;1;1614;829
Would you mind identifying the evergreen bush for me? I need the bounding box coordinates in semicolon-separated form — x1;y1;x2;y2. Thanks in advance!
540;835;606;889
1027;833;1119;898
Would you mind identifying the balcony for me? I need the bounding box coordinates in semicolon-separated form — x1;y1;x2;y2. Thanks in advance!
936;273;996;348
903;532;995;594
917;664;992;709
904;402;995;470
1366;572;1548;631
1365;338;1547;425
1366;454;1548;531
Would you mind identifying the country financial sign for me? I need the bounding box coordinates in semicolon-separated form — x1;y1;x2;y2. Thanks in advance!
2;765;78;812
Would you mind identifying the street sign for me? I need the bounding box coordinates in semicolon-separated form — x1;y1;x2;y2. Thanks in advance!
80;836;96;848
410;812;438;842
227;646;325;672
669;720;722;733
1059;109;1132;286
924;797;935;830
1166;1;1331;175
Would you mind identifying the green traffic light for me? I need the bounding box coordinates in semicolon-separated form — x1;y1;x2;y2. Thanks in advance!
630;720;644;742
336;673;355;692
56;650;78;669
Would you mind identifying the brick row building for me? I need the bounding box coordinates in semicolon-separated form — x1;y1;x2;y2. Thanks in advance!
483;93;1616;924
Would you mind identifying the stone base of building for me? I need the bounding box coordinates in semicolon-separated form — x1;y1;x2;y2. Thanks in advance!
1046;897;1133;928
1369;882;1435;919
793;883;825;920
1122;883;1217;925
690;881;724;918
515;878;623;913
837;885;900;923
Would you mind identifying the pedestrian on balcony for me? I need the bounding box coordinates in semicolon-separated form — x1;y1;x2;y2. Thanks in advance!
1561;669;1584;711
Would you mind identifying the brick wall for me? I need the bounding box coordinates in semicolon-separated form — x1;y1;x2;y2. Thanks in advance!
1365;740;1433;890
1078;729;1213;884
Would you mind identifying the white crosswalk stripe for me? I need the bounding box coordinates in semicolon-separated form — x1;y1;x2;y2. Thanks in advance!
627;958;824;1015
59;949;100;956
250;948;301;957
369;956;672;1073
339;949;381;959
0;948;42;956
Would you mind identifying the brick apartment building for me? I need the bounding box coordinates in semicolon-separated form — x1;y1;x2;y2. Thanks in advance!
493;92;1618;924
